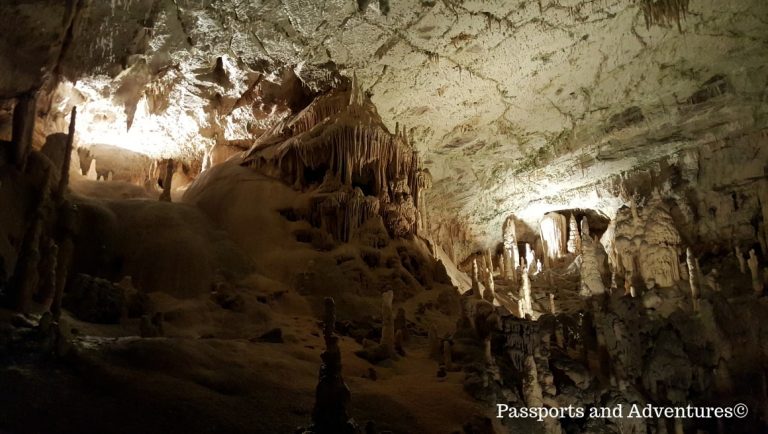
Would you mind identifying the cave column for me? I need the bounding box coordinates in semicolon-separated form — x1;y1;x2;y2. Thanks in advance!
748;249;763;296
159;159;175;202
686;248;700;311
380;290;396;357
502;216;518;282
10;91;37;170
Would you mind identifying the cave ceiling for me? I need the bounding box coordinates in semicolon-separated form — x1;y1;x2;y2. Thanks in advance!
1;0;767;247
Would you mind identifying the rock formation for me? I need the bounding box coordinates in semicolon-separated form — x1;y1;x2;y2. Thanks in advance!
611;196;682;289
540;212;567;267
379;290;396;358
567;213;581;254
748;249;762;296
308;297;359;434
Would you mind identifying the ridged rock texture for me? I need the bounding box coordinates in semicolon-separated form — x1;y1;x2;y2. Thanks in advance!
0;0;767;257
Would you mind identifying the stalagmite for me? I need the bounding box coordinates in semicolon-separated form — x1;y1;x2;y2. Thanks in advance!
483;270;495;303
308;297;358;433
471;258;482;299
52;203;78;320
380;290;396;357
428;324;441;358
748;249;762;296
86;158;98;181
735;246;746;274
523;355;561;433
580;216;590;238
540;212;567;267
10;91;37;170
525;243;535;274
37;240;58;309
56;107;77;197
442;340;453;371
519;264;533;318
759;223;768;258
159;159;174;202
502;216;518;281
567;214;581;254
686;248;700;311
612;197;682;288
498;252;505;280
580;235;607;296
549;293;556;314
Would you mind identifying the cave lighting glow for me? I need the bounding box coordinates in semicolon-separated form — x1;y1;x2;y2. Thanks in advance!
70;78;210;159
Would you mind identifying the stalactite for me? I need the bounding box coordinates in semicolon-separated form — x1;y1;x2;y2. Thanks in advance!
637;0;689;31
502;215;517;282
244;85;420;241
540;212;567;267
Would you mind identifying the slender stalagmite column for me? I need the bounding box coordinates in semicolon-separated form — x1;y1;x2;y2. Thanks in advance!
687;248;700;312
736;246;746;274
310;297;355;433
159;159;175;202
57;107;77;198
525;244;535;274
520;265;533;318
380;290;396;356
502;216;517;281
498;252;505;281
10;91;37;170
86;158;97;180
567;214;581;254
580;216;590;239
748;249;762;296
549;293;556;314
484;269;495;303
442;340;453;371
471;258;482;299
523;355;562;433
758;223;768;258
52;109;78;319
428;324;441;359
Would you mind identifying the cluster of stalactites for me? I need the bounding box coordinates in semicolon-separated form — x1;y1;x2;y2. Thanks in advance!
540;212;567;268
637;0;689;31
312;186;380;242
611;196;682;289
243;81;422;240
